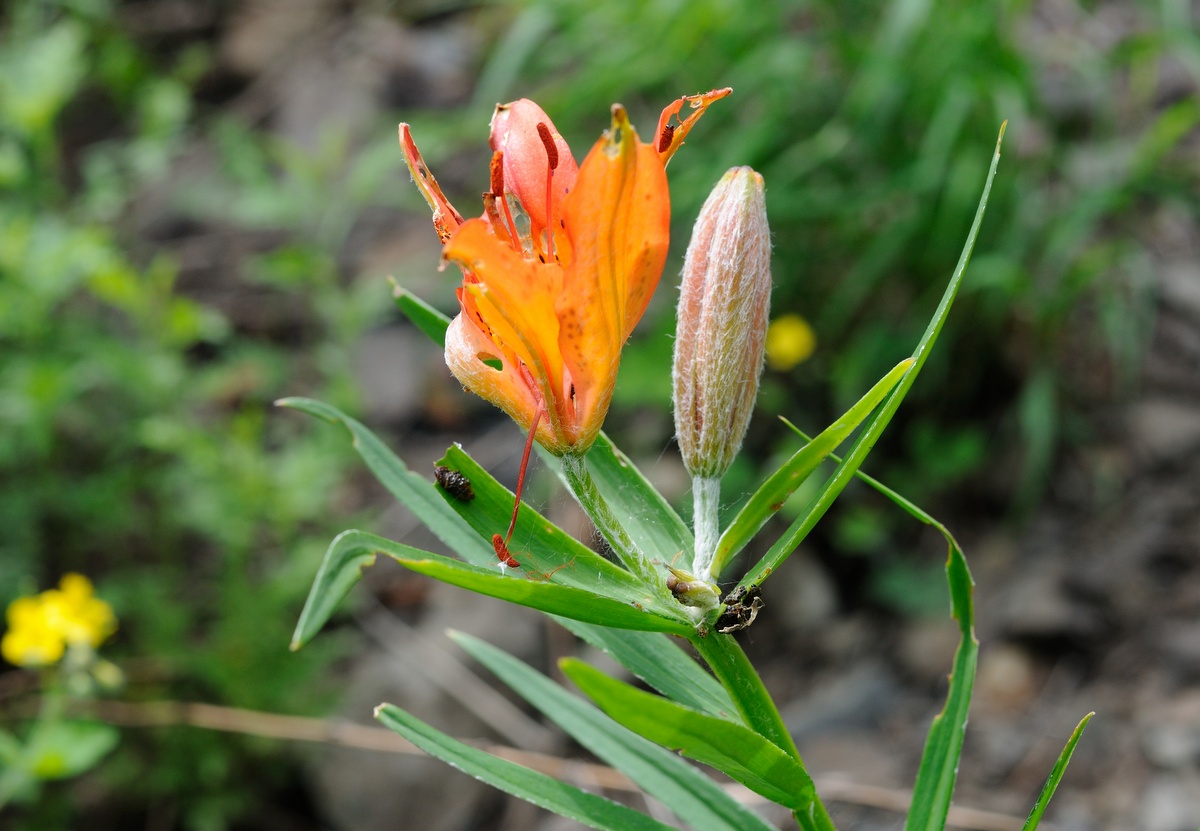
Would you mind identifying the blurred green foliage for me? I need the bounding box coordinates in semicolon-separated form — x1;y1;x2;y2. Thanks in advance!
0;0;377;826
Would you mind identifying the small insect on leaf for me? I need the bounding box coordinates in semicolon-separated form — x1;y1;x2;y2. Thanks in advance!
434;465;475;501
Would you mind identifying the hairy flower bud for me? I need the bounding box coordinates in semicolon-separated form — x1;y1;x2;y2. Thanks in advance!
673;166;771;479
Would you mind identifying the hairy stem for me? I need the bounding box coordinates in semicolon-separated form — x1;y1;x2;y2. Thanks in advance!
691;475;721;580
560;453;658;585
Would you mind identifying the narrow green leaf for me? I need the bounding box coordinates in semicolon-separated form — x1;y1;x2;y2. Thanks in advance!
1021;712;1094;831
740;122;1006;593
291;529;375;649
562;658;818;812
452;632;776;831
560;621;740;721
389;278;450;346
437;446;645;597
780;421;963;555
902;543;977;831
276;397;494;567
292;531;692;649
782;423;983;831
687;634;802;762
375;704;676;831
714;357;913;576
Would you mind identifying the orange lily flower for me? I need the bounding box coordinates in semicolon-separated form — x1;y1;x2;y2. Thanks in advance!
400;89;730;455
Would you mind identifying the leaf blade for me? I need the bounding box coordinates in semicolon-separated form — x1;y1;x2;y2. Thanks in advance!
902;543;978;831
740;122;1007;592
277;397;494;567
452;632;776;831
375;704;676;831
291;531;692;649
584;432;694;559
437;445;644;596
559;621;740;721
562;658;818;811
1021;712;1094;831
389;279;451;345
714;357;913;575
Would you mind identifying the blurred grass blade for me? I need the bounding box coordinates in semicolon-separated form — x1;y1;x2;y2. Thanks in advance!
714;357;913;576
739;121;1006;592
437;445;645;596
451;632;777;831
584;432;694;558
561;658;818;812
389;278;450;346
560;622;740;721
277;397;494;566
292;530;692;649
1021;712;1094;831
374;704;676;831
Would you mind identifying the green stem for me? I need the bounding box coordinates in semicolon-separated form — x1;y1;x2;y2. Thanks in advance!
560;452;658;584
690;633;838;831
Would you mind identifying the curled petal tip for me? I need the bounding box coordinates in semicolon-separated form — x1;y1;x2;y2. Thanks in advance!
399;122;465;242
656;87;732;163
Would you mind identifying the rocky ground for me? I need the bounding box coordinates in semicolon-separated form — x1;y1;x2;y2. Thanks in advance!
113;1;1200;829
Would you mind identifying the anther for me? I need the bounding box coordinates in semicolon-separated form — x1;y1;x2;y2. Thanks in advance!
536;123;559;171
489;151;521;249
492;534;519;571
536;122;558;261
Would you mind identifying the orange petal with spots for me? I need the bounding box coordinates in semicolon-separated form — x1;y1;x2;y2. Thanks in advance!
556;105;671;449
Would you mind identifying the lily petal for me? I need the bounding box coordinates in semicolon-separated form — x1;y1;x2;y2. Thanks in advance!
556;105;671;449
443;218;571;441
654;87;733;163
489;100;579;255
445;314;564;450
399;123;466;243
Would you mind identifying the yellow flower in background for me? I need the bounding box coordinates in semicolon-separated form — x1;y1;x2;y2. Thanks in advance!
765;313;817;371
1;574;116;667
2;596;66;666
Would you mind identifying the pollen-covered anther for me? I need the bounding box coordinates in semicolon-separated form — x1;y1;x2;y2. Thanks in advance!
536;122;559;260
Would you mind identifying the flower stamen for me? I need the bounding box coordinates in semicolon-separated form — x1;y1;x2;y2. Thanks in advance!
536;122;559;261
490;152;522;250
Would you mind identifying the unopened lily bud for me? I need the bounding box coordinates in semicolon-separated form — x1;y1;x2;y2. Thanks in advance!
673;166;771;479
